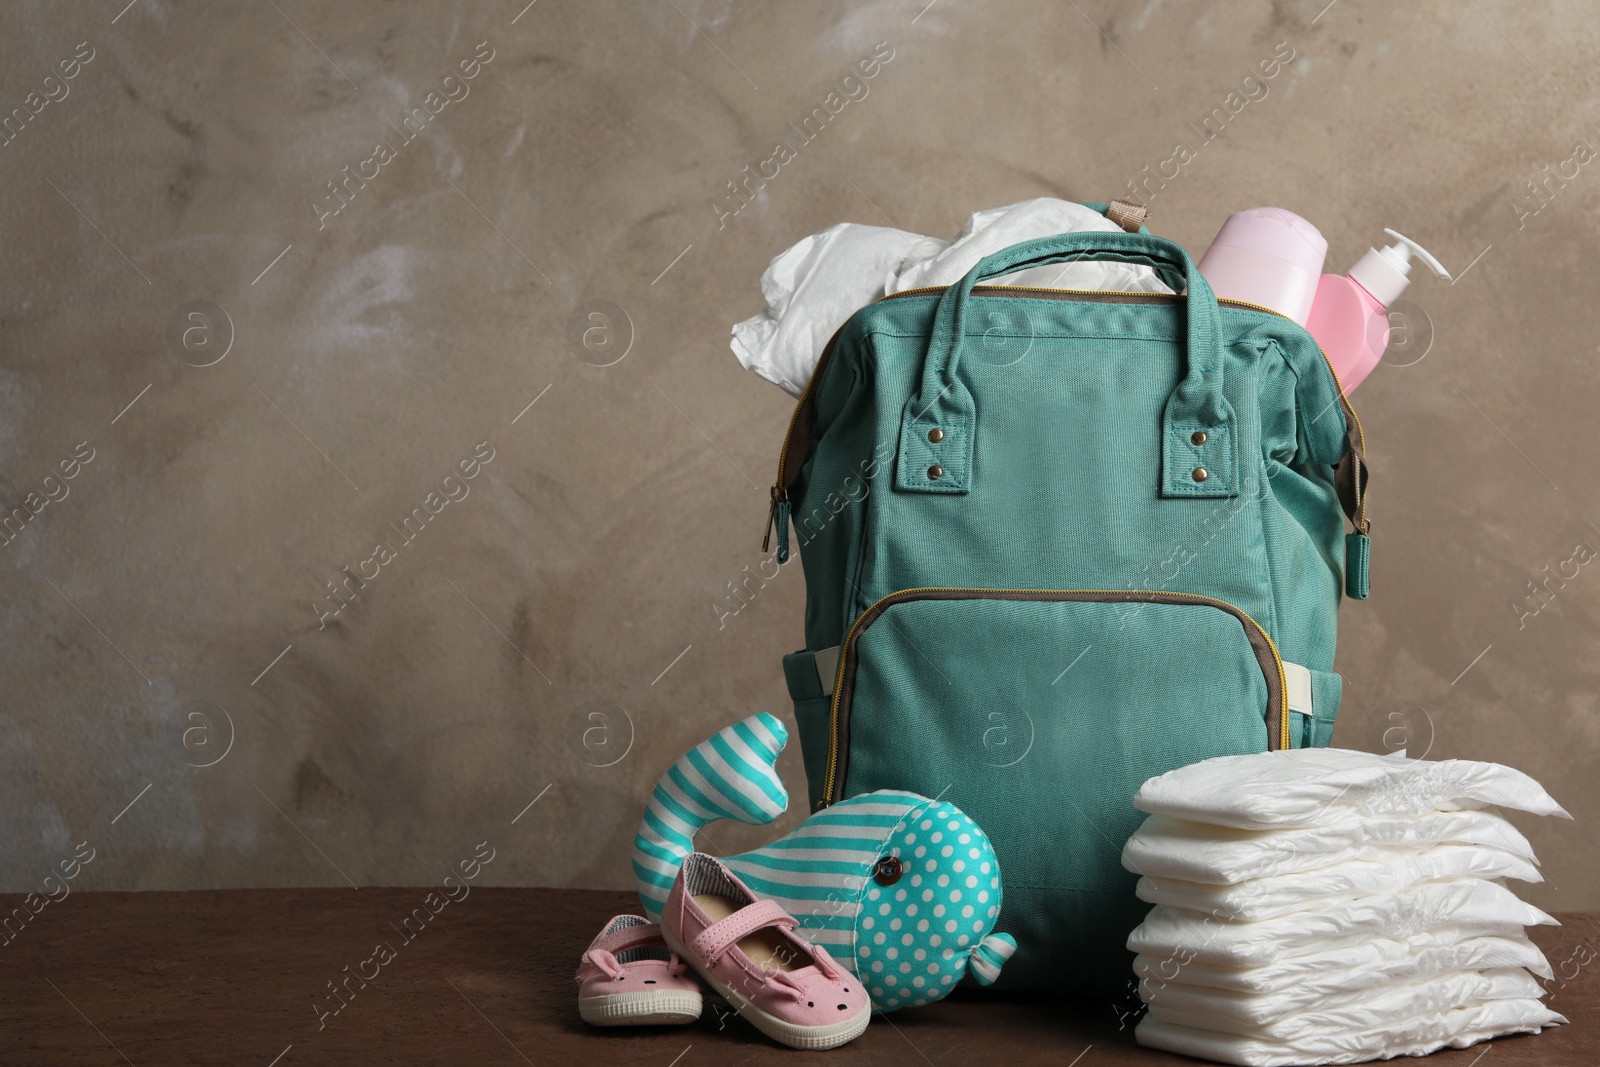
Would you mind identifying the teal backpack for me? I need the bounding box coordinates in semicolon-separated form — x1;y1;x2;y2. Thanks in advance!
763;216;1370;995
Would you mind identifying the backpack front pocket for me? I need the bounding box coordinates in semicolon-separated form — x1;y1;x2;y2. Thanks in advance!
827;588;1286;993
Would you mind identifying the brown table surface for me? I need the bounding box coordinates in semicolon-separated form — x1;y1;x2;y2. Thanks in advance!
1;888;1593;1066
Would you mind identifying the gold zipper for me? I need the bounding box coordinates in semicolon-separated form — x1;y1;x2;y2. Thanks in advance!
764;286;1367;543
1203;293;1369;515
882;283;1177;302
820;586;1291;804
886;285;1368;474
759;285;1353;796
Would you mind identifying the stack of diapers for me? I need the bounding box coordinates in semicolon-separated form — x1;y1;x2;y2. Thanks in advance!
1121;748;1571;1065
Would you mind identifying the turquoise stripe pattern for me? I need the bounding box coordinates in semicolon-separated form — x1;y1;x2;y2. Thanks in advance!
633;712;790;917
633;712;1015;1012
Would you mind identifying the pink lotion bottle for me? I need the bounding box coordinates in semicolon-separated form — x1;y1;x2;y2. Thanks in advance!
1305;229;1451;392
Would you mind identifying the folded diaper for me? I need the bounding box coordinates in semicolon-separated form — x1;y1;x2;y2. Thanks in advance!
1140;966;1544;1034
1133;932;1555;997
1136;999;1567;1067
730;223;937;397
1128;878;1555;968
1122;808;1536;884
1135;842;1541;921
1134;747;1570;830
1124;748;1570;1064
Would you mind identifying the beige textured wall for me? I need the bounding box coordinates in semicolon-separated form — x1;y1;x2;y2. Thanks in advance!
1;0;1597;911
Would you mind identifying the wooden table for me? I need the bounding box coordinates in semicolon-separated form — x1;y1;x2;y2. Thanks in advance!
3;889;1593;1065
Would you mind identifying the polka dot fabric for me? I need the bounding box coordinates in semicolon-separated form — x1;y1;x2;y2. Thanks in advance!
852;800;1008;1012
630;712;1012;1015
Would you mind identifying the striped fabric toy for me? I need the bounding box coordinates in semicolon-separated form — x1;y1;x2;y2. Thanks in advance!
633;712;1016;1011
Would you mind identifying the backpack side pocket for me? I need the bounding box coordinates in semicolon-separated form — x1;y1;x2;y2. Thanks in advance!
783;648;839;812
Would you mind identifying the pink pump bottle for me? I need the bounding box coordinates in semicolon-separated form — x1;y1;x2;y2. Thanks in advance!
1304;229;1451;393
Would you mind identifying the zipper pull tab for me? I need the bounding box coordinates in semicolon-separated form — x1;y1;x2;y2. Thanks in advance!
1345;531;1370;600
763;485;791;564
762;485;778;551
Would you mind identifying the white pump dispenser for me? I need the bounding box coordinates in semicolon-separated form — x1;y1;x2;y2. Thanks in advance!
1306;228;1451;393
1347;228;1452;306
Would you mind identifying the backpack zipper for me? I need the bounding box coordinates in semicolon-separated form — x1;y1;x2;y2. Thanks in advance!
757;285;1350;791
1204;293;1368;535
820;587;1291;804
762;286;1366;548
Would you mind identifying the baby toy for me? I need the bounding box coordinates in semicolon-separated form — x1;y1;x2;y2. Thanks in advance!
632;712;1016;1011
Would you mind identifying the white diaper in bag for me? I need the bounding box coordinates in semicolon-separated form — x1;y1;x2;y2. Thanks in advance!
730;198;1172;397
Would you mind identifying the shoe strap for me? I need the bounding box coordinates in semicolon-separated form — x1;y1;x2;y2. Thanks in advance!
692;898;797;965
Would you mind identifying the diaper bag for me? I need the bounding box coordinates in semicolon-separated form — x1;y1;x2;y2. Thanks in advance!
764;215;1370;994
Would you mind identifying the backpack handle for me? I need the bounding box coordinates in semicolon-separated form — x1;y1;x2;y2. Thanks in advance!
895;231;1239;500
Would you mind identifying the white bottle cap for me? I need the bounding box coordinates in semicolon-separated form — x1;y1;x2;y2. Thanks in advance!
1347;228;1452;307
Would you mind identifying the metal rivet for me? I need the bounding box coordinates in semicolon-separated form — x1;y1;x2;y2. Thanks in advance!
1192;467;1209;483
928;465;943;480
927;427;944;443
1191;430;1207;446
872;855;903;886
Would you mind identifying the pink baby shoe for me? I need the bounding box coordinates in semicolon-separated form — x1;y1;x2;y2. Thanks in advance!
661;853;870;1050
577;914;703;1026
